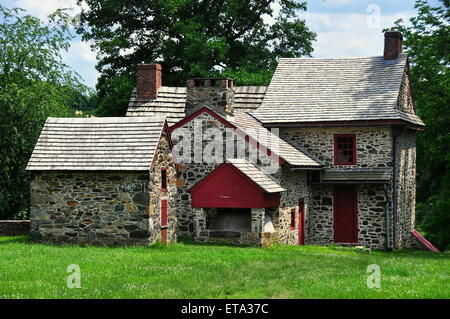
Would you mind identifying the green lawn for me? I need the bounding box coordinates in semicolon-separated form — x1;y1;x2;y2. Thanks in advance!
0;236;448;299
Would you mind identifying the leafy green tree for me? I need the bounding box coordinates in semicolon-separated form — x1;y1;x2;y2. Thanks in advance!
0;5;88;219
391;0;450;249
76;0;316;116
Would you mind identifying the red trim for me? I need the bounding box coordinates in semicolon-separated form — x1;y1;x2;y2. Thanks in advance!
170;107;234;132
189;163;282;208
298;199;305;245
410;230;440;253
161;199;168;244
333;134;357;166
169;106;285;165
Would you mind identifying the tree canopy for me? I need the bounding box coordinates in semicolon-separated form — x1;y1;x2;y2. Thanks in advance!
391;0;450;250
75;0;316;116
0;5;90;219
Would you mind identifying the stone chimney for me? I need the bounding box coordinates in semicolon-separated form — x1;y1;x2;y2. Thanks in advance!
136;63;162;99
186;78;234;116
384;31;403;60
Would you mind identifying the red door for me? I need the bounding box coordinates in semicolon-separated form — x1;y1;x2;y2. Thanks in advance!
298;199;305;245
161;199;168;244
333;187;358;243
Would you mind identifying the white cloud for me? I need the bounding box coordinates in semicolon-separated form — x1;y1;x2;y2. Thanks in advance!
303;11;415;58
321;0;353;8
14;0;80;20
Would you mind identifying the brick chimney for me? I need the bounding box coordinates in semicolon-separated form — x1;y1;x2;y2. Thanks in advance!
384;31;403;60
185;78;234;116
136;64;162;99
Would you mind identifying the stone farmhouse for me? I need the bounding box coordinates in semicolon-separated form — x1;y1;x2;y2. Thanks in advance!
27;31;425;249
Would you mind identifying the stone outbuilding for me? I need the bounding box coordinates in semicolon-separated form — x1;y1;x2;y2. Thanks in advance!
27;31;430;250
26;117;177;246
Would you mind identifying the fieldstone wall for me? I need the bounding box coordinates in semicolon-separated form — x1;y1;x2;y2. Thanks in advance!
397;72;415;114
30;172;152;246
358;184;389;248
308;184;389;249
281;127;392;169
148;129;178;244
271;168;311;245
395;130;416;248
309;185;334;245
193;207;264;246
0;220;30;236
171;110;279;238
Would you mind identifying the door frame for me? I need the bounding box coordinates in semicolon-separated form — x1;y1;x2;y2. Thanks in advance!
333;186;358;243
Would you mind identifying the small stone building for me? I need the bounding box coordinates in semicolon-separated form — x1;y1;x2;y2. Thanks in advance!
26;117;177;245
28;31;425;249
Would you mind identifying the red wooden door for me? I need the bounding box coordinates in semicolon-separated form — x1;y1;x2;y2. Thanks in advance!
298;199;305;245
333;187;358;243
161;199;168;244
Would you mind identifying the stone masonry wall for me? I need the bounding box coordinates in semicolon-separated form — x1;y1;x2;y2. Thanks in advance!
30;172;151;246
271;168;311;245
171;111;279;238
395;130;416;248
148;129;178;244
308;184;389;249
193;207;264;246
397;72;415;114
281;127;392;169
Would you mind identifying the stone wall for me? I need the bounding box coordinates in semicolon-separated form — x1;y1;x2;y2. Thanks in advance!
148;129;178;244
397;72;415;114
307;184;389;249
30;172;152;246
281;127;392;169
309;185;334;245
171;110;279;238
395;130;416;248
0;220;30;236
271;168;311;245
193;207;264;246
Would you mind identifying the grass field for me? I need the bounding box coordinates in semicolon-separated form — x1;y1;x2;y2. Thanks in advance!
0;236;448;299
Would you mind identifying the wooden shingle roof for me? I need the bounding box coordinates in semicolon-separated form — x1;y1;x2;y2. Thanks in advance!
231;112;323;167
226;158;285;193
26;117;166;171
251;54;424;126
126;86;267;123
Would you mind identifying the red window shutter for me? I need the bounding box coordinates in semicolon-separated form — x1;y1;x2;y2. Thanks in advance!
161;168;167;192
290;208;296;230
334;134;357;165
161;199;168;227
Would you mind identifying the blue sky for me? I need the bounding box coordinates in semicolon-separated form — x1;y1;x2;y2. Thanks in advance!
4;0;441;89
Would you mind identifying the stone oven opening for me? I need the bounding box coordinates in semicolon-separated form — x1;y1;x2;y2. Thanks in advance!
206;208;251;237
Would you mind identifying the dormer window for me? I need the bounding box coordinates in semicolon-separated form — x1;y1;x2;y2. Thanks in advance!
334;134;356;165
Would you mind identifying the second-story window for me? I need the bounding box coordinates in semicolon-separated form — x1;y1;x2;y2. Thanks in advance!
334;134;356;165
